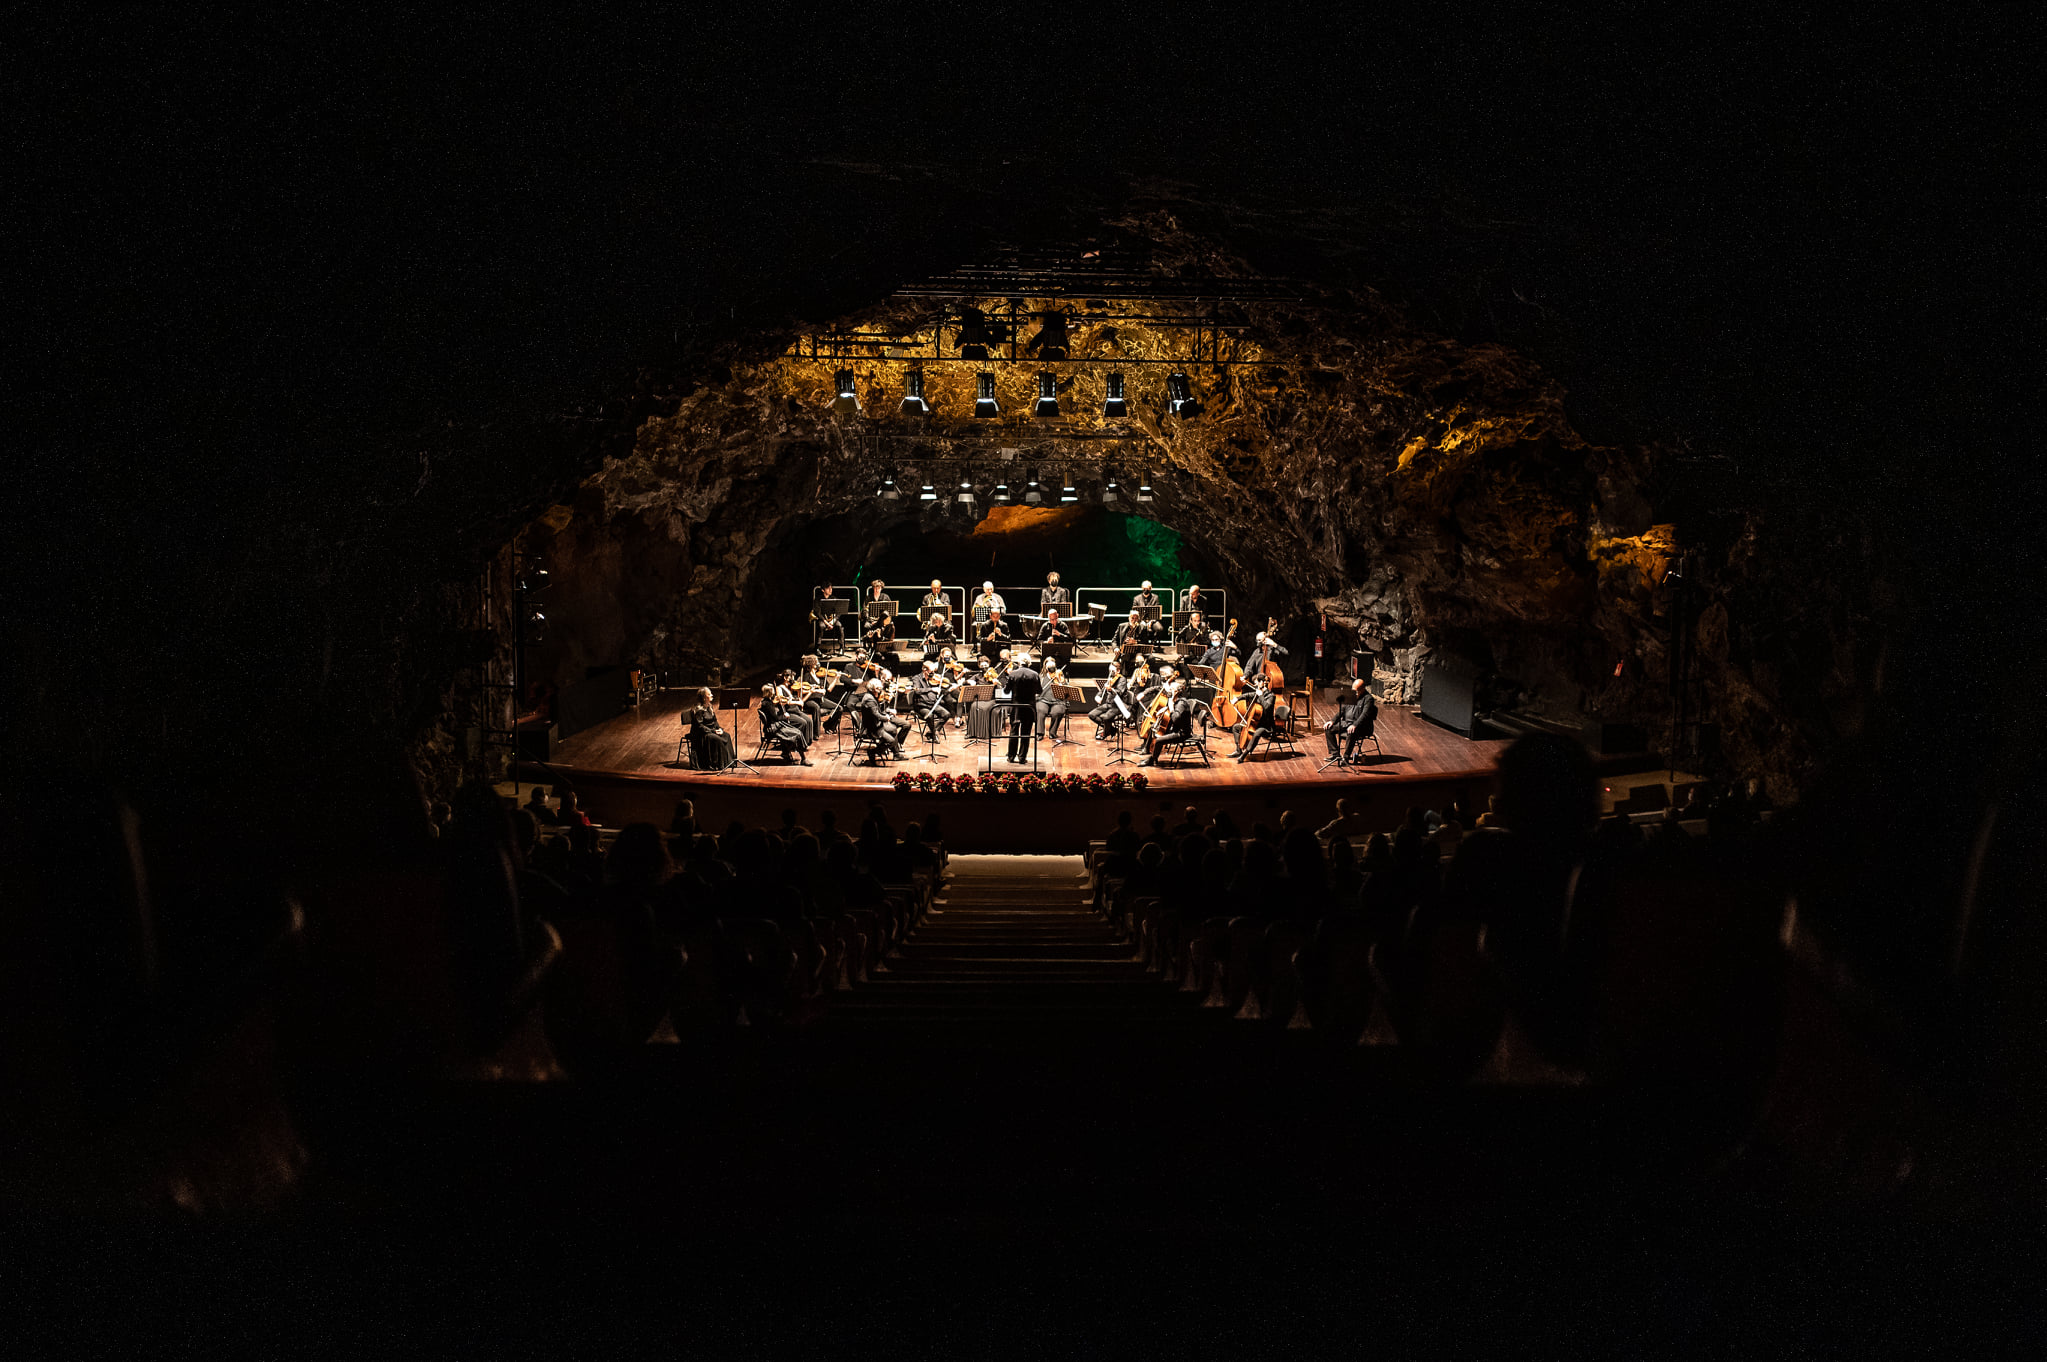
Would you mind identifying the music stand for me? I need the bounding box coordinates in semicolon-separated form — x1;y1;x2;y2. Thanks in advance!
1132;604;1161;623
713;687;763;775
1103;692;1138;765
1041;639;1075;669
903;686;947;762
1048;682;1085;747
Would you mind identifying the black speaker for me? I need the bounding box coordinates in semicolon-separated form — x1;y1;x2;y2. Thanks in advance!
515;722;556;762
1419;653;1479;736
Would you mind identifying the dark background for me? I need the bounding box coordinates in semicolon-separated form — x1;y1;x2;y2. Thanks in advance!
12;3;2040;776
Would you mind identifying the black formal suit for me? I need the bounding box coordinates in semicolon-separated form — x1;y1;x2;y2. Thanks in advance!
1036;619;1073;646
910;673;951;729
921;623;956;662
852;692;905;756
1325;692;1378;762
1233;689;1287;761
1003;663;1042;761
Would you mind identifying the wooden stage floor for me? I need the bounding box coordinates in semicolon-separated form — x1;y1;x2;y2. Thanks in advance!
546;694;1511;795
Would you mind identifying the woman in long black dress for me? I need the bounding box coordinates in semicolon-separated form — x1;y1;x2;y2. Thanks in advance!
681;686;734;770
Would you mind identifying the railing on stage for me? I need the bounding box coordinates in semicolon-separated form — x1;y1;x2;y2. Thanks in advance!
813;584;1228;655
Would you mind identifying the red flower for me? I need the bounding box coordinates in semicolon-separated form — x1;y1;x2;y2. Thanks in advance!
1130;772;1149;792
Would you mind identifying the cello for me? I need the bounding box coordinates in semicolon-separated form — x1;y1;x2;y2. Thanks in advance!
1210;619;1248;728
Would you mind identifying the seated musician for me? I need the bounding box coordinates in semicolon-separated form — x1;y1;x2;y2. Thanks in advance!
1037;571;1070;621
1246;629;1288;678
1232;672;1291;762
1136;662;1172;711
853;677;906;759
920;579;949;618
909;660;952;736
972;580;1006;622
976;607;1011;663
1036;608;1073;646
1177;610;1208;647
921;609;956;662
680;686;734;770
863;601;897;651
1323;677;1378;765
1137;678;1194;767
774;668;818;742
814;585;847;650
936;647;969;726
1182;583;1205;619
795;655;839;730
1034;653;1071;738
1196;630;1235;671
1130;580;1159;616
1088;661;1133;739
758;684;814;765
864;579;897;640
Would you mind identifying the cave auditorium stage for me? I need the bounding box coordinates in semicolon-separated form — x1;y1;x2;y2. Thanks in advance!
528;694;1513;853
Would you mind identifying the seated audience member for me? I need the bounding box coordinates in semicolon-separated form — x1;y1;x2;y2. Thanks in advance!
522;787;555;826
556;788;593;829
1105;810;1141;865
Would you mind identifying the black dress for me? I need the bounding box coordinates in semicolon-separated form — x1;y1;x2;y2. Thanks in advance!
683;705;734;770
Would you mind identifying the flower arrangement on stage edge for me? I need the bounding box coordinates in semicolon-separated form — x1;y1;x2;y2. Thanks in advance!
1107;773;1128;792
1085;773;1107;793
879;768;1140;794
934;773;955;794
916;772;936;792
1064;773;1085;794
1131;772;1148;792
890;771;914;791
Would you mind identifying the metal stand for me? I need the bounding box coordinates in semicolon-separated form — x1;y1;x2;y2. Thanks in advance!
908;695;948;762
713;687;763;777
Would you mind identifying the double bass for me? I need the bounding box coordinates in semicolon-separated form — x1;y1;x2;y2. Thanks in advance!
1258;616;1286;692
1210;619;1247;728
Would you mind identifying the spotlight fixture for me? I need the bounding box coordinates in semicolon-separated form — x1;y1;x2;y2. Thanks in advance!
517;562;551;593
918;475;938;501
832;369;861;417
525;606;547;625
1167;371;1201;419
992;478;1012;505
1034;372;1060;419
1059;470;1079;503
900;370;930;416
1135;469;1154;503
955;306;1005;360
1028;310;1070;360
974;372;1000;419
1101;473;1120;504
955;474;976;506
1103;372;1128;419
877;472;901;500
1024;468;1044;505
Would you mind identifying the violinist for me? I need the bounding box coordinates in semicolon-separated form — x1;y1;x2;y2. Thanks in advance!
851;677;906;760
909;659;952;738
921;609;956;662
1136;678;1193;767
796;654;841;731
1034;653;1073;741
758;684;814;765
1231;671;1290;762
774;668;817;743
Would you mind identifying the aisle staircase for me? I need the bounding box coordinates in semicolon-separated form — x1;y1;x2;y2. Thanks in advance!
820;855;1212;1034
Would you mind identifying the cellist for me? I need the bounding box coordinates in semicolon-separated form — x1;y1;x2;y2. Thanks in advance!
1231;671;1291;762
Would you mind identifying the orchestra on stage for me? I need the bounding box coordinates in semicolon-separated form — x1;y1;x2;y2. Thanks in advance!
675;573;1377;772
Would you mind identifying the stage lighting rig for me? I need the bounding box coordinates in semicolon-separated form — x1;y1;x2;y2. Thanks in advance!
1059;470;1079;503
918;476;939;502
877;472;901;501
1167;372;1201;419
1101;473;1120;504
1102;372;1128;419
992;477;1013;505
955;306;1006;360
1026;309;1071;360
832;370;861;417
900;370;931;416
1136;469;1154;503
975;372;1000;418
1024;468;1044;505
956;474;976;506
1034;372;1060;418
